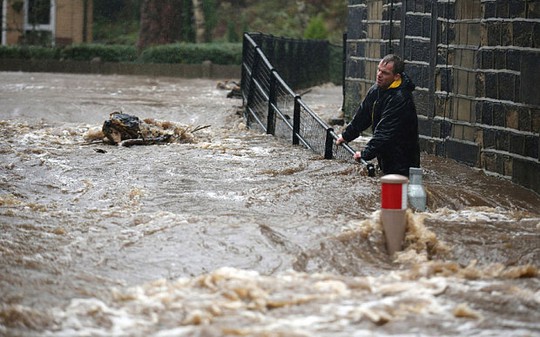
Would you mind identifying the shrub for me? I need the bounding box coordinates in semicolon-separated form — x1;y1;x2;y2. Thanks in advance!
0;45;61;60
303;15;329;40
138;43;242;64
61;44;138;62
0;42;242;65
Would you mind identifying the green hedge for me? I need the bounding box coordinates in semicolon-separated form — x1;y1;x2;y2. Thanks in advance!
139;43;242;65
0;45;62;60
0;43;242;65
62;44;138;62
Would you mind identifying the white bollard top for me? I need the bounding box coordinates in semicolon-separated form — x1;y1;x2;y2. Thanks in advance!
381;174;408;184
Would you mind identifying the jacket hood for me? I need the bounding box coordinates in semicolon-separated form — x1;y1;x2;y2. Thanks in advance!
400;72;416;91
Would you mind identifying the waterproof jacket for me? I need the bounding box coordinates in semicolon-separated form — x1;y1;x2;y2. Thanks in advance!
341;73;420;176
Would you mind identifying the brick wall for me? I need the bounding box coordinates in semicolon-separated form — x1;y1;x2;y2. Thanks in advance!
345;0;540;193
4;1;24;45
56;0;93;45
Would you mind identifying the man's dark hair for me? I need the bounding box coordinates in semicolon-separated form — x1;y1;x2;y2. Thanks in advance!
382;54;404;75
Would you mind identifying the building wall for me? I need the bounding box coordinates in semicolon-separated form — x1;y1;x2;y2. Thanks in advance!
2;0;92;45
4;1;25;44
345;0;540;193
56;0;93;45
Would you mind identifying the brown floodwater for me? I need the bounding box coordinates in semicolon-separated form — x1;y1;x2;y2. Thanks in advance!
0;72;538;337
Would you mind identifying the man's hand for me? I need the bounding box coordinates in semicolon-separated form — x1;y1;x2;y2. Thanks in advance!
335;135;346;145
353;151;362;161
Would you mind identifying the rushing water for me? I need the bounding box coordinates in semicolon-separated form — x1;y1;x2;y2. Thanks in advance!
0;72;538;337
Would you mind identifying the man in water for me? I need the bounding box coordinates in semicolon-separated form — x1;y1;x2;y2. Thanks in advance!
336;54;420;176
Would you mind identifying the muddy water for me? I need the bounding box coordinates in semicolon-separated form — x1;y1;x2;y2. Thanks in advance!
0;72;539;337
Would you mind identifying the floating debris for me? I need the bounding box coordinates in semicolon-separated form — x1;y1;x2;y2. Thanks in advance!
84;111;210;147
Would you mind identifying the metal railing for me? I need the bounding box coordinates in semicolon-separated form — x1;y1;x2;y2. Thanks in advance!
241;32;362;165
247;32;333;90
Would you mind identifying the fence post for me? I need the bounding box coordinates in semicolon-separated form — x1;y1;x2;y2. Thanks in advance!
342;32;347;112
324;128;334;159
245;46;261;128
268;35;276;65
267;70;277;135
292;95;301;145
241;34;249;106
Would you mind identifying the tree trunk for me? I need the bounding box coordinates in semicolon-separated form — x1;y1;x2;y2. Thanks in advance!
192;0;205;43
137;0;184;51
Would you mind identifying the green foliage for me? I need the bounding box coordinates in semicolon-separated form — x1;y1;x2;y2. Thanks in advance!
94;0;142;21
90;0;347;45
138;43;242;64
229;0;346;44
226;21;240;43
181;0;195;43
0;45;61;59
20;30;54;47
61;44;138;62
93;20;140;45
0;43;242;65
202;0;218;42
93;0;142;44
9;0;24;13
303;15;328;40
249;10;303;40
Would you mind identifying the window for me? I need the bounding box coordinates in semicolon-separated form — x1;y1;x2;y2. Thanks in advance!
24;0;55;45
24;0;53;30
28;0;51;26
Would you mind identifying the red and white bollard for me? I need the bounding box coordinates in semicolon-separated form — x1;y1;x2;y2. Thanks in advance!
380;174;409;255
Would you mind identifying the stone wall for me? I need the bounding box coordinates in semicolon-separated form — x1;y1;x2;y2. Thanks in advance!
0;58;241;79
345;0;540;193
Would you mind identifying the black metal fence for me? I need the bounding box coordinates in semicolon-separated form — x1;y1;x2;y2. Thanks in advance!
247;32;336;90
241;32;358;164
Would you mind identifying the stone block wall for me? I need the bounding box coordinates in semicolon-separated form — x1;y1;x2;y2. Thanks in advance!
345;0;540;193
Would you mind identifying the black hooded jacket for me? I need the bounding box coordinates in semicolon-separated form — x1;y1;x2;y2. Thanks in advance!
341;73;420;176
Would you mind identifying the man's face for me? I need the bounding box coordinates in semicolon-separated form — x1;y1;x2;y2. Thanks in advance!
376;60;400;89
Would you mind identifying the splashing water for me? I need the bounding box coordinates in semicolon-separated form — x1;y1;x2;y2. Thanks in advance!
0;72;538;337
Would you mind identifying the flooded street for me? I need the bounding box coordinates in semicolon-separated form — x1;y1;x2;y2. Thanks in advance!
0;71;539;337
